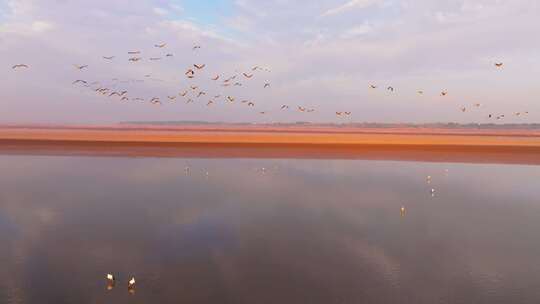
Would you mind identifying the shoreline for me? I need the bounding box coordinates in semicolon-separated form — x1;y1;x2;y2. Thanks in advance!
1;125;539;164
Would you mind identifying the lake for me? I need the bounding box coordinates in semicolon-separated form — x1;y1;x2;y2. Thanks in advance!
1;155;539;303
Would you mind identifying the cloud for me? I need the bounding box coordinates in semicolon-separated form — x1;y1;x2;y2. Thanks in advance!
340;22;373;39
321;0;379;17
0;0;539;124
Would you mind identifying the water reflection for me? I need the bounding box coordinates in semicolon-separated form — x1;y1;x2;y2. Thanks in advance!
0;155;539;303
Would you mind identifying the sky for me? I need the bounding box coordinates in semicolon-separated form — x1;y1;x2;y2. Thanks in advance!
1;0;539;124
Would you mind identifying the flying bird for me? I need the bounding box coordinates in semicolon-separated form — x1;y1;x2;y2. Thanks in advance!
369;84;377;89
190;85;198;90
234;82;242;86
168;95;177;100
121;97;129;101
281;105;289;109
298;106;306;112
179;91;188;97
441;91;448;96
193;45;201;50
264;83;270;88
207;100;214;106
387;86;394;92
12;64;29;70
194;64;206;70
461;107;466;112
129;57;142;62
344;111;351;115
227;96;235;102
211;75;220;80
495;62;503;68
336;112;343;116
128;51;141;54
248;102;255;107
72;80;87;85
185;69;195;78
155;43;167;48
243;73;253;78
102;56;115;60
197;91;206;98
73;64;88;70
417;90;424;95
149;57;162;61
165;53;174;57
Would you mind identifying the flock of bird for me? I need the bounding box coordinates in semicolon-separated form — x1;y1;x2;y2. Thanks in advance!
11;46;530;120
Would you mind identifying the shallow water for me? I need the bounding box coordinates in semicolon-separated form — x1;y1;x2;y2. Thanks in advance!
0;155;539;303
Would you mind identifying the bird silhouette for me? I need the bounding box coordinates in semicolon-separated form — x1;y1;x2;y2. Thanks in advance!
495;62;503;68
441;91;448;96
194;64;206;70
243;73;253;78
155;43;167;48
193;45;201;50
128;51;141;54
264;83;270;88
72;80;87;85
102;56;115;60
179;91;188;97
73;64;88;70
149;57;162;61
211;75;220;80
12;64;29;70
129;57;142;62
281;105;289;109
166;53;174;57
369;84;377;89
387;86;394;92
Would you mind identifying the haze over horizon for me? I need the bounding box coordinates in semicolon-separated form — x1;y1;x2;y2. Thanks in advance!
1;0;539;125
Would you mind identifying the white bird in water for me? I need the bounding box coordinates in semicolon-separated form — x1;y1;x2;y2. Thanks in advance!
128;277;136;294
106;273;115;290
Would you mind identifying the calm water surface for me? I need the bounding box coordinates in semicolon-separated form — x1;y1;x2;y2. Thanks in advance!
0;155;539;303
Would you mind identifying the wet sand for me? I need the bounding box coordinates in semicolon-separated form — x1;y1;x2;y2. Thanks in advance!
1;125;539;164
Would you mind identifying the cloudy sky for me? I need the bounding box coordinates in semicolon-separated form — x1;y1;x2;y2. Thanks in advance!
1;0;539;124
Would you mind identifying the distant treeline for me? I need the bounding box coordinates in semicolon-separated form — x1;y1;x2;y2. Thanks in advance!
121;121;540;130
